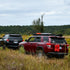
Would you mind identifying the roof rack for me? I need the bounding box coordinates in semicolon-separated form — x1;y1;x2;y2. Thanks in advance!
33;33;63;37
33;33;56;36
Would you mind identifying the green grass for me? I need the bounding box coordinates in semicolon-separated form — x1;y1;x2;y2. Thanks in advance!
0;48;70;70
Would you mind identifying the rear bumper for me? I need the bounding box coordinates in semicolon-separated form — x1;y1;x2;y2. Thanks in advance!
6;44;19;48
7;45;18;47
47;52;68;55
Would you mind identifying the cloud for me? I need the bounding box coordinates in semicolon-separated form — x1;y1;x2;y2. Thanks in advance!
0;14;15;17
64;0;70;5
45;0;64;6
0;3;24;10
41;11;63;16
0;0;70;26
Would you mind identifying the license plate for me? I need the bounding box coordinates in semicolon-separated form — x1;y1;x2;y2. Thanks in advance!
14;41;18;43
14;40;18;43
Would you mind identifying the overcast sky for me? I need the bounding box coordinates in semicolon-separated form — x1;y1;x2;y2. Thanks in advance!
0;0;70;26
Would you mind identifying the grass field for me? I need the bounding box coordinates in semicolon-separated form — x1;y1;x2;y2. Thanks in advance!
0;48;70;70
0;35;70;70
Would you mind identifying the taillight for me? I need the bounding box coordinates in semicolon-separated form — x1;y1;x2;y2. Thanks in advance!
67;44;69;49
46;43;51;48
67;44;69;47
6;39;9;42
22;40;24;42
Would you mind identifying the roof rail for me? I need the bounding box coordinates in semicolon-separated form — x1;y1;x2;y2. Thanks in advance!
33;33;63;37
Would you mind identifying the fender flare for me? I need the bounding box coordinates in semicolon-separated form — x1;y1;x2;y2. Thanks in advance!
36;46;44;52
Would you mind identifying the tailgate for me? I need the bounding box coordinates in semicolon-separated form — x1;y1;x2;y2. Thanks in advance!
54;44;68;53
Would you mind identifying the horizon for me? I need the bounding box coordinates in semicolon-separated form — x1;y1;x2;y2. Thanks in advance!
0;24;70;26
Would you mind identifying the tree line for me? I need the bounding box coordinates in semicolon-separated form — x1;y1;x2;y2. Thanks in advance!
0;25;70;35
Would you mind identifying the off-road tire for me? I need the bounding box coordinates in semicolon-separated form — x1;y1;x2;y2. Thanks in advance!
36;49;46;58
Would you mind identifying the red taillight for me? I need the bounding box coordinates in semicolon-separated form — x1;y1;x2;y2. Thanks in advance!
67;44;69;49
46;43;51;45
46;43;51;48
67;44;69;47
22;40;24;42
6;39;9;42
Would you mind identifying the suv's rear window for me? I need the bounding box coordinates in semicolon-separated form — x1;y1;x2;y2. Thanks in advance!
9;35;23;40
51;37;66;44
10;35;21;37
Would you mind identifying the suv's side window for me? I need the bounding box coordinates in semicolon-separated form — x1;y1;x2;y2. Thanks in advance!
28;37;41;42
29;37;36;42
43;37;49;42
35;37;41;42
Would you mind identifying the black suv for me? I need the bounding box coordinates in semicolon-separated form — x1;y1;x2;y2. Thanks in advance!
0;34;23;49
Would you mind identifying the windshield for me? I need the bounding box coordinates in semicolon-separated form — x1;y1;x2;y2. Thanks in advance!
51;37;66;44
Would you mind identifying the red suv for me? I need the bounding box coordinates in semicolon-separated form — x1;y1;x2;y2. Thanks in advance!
19;33;69;58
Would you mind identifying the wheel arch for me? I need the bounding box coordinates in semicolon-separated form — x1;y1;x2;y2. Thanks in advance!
36;46;44;52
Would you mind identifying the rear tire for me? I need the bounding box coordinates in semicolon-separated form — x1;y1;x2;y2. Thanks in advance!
36;49;45;58
55;55;64;58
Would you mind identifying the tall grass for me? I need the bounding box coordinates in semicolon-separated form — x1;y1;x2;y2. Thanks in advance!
0;48;70;70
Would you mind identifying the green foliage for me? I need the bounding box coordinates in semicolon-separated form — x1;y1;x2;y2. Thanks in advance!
32;18;44;33
40;21;44;33
0;47;3;50
64;28;70;35
0;25;70;35
19;46;25;53
44;25;70;35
